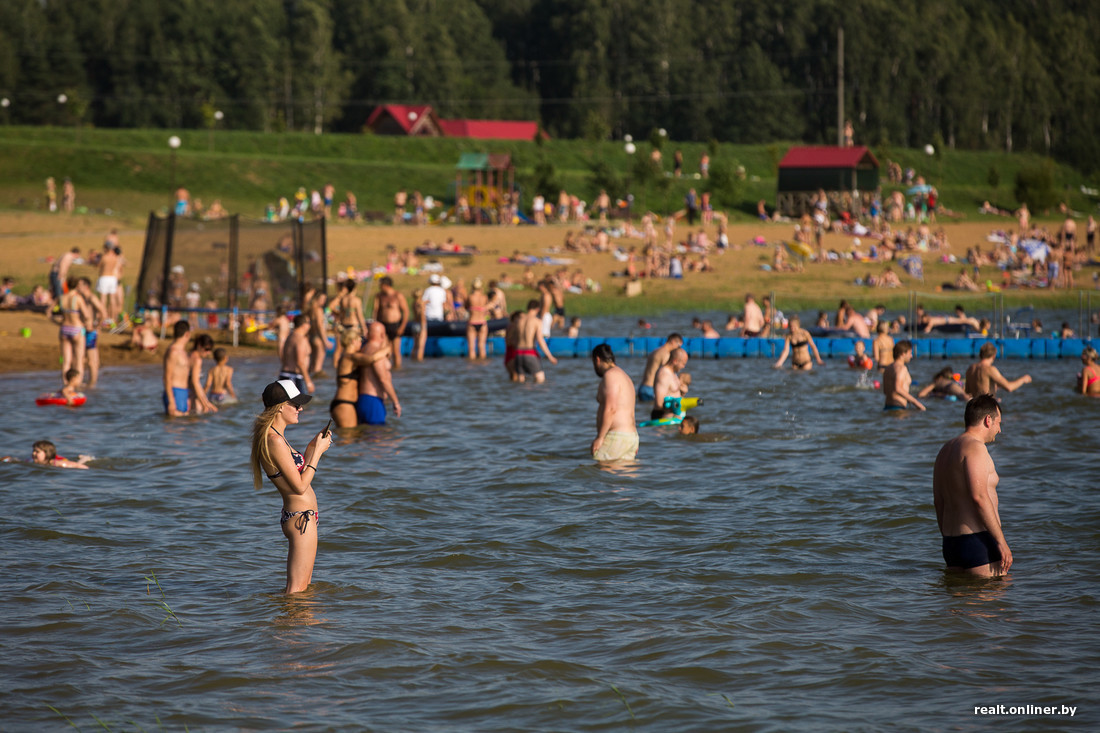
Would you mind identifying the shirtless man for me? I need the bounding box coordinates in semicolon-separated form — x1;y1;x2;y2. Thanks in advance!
163;321;192;417
537;279;554;337
933;394;1012;577
841;304;871;339
372;277;408;368
513;299;558;383
280;315;314;394
548;276;566;331
52;276;91;381
651;347;689;421
1060;214;1077;251
881;340;926;411
187;333;219;414
49;247;81;300
872;321;895;372
266;305;292;360
965;342;1032;397
742;294;765;337
591;344;639;462
638;333;683;402
356;322;402;424
96;236;124;323
308;292;328;377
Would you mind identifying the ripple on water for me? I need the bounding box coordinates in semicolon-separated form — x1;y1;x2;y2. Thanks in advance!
2;347;1099;729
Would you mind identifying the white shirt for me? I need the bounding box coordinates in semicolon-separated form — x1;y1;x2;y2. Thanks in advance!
422;285;448;321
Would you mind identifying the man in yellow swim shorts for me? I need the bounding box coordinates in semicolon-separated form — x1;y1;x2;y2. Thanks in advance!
591;344;639;462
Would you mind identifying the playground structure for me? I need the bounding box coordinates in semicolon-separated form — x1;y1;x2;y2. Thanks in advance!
134;213;327;318
453;152;517;224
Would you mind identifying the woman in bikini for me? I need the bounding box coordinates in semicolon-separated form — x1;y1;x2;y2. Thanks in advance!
466;277;489;360
251;380;331;594
52;276;91;380
1077;347;1100;396
329;331;394;427
774;314;823;371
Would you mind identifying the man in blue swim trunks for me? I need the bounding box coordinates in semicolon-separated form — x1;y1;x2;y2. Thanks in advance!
933;394;1012;577
637;333;683;402
355;322;401;425
163;320;192;417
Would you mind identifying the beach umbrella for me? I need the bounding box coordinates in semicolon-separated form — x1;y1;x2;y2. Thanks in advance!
1018;238;1048;261
906;184;933;195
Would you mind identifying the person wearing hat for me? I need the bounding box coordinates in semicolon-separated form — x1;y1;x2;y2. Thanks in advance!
250;379;331;594
422;273;451;323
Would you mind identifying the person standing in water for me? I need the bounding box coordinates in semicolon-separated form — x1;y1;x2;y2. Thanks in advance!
591;344;639;462
881;340;926;411
251;380;332;594
933;394;1012;578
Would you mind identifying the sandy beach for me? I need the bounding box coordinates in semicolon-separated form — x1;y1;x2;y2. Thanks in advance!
0;209;1077;375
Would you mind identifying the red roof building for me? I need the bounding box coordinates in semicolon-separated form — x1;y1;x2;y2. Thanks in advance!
364;105;443;136
366;105;544;141
776;146;880;217
778;145;878;169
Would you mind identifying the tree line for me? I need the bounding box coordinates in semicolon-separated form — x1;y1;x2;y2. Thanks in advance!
2;0;1097;172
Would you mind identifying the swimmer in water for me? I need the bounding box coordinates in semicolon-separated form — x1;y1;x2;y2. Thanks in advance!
638;333;683;401
881;340;926;411
1;440;92;469
847;340;873;370
1077;346;1100;396
204;347;237;404
965;342;1032;398
250;380;332;594
678;415;699;435
917;366;969;400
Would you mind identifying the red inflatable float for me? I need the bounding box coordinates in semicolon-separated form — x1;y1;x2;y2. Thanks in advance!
36;393;87;407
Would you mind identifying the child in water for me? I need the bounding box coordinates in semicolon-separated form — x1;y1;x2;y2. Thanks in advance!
2;440;92;469
204;347;238;404
848;341;874;370
59;369;84;405
679;415;699;435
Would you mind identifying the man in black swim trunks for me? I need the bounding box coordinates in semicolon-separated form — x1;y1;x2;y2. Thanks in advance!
932;394;1012;578
372;276;408;369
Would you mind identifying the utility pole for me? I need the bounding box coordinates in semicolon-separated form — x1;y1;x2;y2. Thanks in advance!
837;27;844;146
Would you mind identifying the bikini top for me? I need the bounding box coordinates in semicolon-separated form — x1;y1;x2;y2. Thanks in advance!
266;429;305;480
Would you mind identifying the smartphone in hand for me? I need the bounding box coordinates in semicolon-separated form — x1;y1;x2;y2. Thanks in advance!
322;419;333;438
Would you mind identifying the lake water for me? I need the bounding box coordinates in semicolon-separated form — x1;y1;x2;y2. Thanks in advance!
2;315;1098;731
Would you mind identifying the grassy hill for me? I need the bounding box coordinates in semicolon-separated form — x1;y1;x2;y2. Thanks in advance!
0;126;1095;225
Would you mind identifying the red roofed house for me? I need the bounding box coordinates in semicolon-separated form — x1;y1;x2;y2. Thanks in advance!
777;145;879;217
437;118;542;141
364;105;444;136
367;105;544;141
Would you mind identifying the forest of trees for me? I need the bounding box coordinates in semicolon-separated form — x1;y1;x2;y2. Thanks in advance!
1;0;1098;171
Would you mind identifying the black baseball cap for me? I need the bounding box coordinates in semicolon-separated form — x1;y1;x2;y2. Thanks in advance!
262;379;313;408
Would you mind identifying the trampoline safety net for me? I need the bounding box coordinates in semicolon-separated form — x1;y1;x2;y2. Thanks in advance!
134;213;327;313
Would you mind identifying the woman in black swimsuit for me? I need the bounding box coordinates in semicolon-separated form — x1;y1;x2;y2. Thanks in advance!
330;330;363;428
774;314;823;371
251;379;331;594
